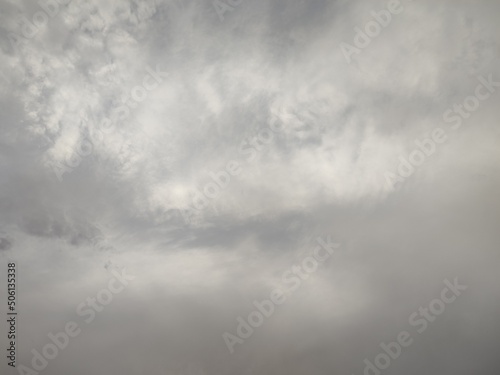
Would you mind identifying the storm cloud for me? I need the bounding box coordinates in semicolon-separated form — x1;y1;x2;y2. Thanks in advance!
0;0;499;374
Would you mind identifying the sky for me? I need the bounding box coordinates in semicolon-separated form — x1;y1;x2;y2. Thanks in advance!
0;0;499;374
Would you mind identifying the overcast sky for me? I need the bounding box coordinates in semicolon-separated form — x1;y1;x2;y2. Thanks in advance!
1;0;500;374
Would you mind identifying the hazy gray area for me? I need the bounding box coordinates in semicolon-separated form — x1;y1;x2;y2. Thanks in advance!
0;0;499;374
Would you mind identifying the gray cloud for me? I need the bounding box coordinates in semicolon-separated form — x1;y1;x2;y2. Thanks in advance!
0;0;499;374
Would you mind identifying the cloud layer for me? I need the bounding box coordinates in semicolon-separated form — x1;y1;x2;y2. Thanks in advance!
0;0;500;374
